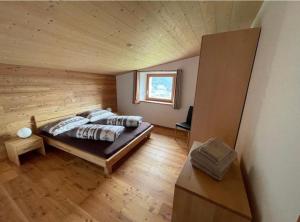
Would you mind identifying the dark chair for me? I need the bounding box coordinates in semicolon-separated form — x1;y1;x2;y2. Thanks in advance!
175;106;193;142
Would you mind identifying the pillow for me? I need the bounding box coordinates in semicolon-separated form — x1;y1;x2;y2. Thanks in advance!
41;116;89;136
77;109;116;122
77;108;103;118
106;116;143;127
66;124;125;142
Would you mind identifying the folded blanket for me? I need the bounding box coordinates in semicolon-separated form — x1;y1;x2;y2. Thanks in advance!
106;116;143;127
66;124;125;142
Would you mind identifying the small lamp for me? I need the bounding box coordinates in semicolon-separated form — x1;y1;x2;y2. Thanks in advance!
17;127;32;138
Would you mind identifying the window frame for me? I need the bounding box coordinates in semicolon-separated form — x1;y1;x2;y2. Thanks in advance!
145;73;176;104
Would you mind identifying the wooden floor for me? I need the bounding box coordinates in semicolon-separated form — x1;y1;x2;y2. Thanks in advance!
0;126;188;222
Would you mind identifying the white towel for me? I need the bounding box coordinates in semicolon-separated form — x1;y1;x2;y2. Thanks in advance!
191;151;236;173
191;159;232;181
194;138;233;164
190;138;237;180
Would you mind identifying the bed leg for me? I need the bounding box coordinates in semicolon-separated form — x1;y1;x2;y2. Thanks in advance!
147;133;151;139
104;164;112;175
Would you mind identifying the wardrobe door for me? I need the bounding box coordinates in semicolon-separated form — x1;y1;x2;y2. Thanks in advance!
190;28;260;149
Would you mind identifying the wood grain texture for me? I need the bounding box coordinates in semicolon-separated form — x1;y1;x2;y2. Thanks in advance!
4;135;45;166
0;126;188;222
0;1;262;74
173;141;251;222
0;63;117;159
172;188;250;222
190;28;260;149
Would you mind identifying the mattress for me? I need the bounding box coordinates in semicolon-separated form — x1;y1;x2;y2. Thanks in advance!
39;122;152;159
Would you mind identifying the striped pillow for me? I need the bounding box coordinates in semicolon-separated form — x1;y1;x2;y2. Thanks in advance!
67;124;125;142
41;116;89;136
106;116;143;127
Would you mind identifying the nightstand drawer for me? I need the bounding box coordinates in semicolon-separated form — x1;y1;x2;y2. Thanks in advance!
17;140;42;155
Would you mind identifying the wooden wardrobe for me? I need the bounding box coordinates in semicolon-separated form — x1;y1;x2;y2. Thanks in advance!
190;28;260;149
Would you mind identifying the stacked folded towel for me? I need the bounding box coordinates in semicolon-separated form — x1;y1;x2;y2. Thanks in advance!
190;138;237;181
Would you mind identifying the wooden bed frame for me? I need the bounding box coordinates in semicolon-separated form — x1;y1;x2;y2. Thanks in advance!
33;114;153;175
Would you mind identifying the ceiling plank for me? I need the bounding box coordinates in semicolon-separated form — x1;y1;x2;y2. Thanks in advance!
199;1;217;34
230;1;263;30
0;1;262;74
215;1;234;33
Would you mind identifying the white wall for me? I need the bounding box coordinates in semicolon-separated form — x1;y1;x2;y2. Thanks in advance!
116;56;199;128
236;2;300;222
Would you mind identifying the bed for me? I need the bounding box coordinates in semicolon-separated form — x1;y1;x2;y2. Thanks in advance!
34;114;153;175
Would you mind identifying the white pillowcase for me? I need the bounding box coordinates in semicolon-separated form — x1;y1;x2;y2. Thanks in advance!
41;116;89;136
89;110;116;122
77;109;116;122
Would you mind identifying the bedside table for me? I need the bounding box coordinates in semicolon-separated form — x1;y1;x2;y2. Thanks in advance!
4;135;46;166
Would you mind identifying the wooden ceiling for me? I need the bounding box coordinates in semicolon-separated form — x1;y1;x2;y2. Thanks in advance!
0;1;262;74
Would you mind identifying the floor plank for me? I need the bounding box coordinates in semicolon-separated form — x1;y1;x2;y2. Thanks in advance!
0;126;187;222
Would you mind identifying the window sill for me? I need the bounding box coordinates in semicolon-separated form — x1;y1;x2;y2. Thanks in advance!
139;100;174;106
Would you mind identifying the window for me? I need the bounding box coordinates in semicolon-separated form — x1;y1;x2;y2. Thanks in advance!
146;74;176;103
133;70;180;107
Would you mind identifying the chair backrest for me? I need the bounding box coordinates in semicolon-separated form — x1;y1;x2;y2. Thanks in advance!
186;106;193;125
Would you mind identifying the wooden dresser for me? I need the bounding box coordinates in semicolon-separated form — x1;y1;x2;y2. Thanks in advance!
172;141;252;222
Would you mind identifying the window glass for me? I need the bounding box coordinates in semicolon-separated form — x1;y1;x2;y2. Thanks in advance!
147;75;175;102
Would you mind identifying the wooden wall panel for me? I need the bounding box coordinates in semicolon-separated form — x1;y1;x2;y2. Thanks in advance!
190;28;260;149
0;63;117;159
